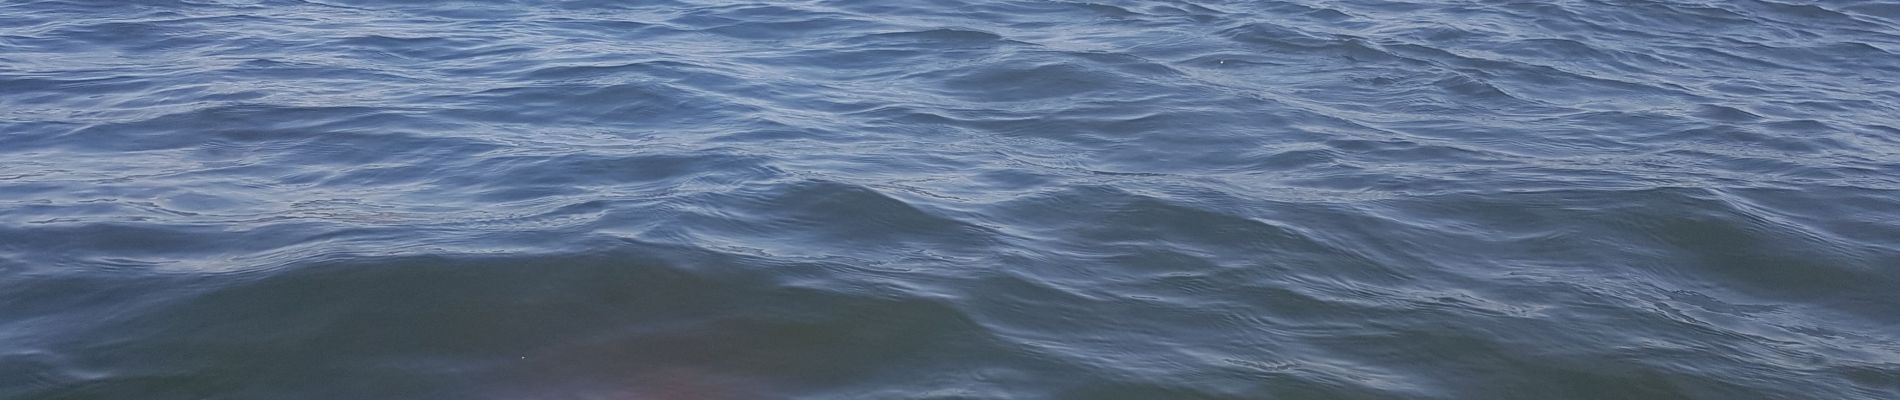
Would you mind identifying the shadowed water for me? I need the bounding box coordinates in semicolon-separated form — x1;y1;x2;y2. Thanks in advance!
3;0;1898;399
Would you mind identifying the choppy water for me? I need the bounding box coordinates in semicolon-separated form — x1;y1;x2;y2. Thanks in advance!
3;0;1899;398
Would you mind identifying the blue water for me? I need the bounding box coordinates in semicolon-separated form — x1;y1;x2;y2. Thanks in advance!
3;0;1898;398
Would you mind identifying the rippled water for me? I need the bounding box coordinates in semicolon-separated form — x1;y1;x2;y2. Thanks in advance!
3;0;1899;398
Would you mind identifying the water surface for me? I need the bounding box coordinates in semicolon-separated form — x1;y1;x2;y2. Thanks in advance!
3;0;1899;398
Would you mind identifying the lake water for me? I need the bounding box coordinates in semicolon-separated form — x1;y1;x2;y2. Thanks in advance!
2;0;1898;398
